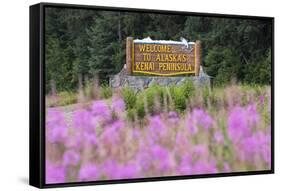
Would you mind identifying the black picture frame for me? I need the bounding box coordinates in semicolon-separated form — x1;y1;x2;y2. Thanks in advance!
29;2;274;188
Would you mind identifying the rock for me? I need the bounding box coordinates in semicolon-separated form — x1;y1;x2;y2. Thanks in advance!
110;65;211;91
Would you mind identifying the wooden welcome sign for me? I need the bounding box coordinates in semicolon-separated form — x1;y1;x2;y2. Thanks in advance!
126;37;201;76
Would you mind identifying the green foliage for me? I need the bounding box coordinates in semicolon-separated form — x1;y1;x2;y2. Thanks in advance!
143;84;164;113
169;80;195;112
57;91;77;106
47;91;77;107
243;49;272;85
121;87;137;110
121;81;195;118
135;98;145;119
181;80;195;99
84;80;99;100
127;108;137;121
170;86;187;112
205;47;240;86
100;84;113;99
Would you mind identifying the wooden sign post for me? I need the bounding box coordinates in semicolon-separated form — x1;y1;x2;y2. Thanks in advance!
195;40;201;76
126;37;133;75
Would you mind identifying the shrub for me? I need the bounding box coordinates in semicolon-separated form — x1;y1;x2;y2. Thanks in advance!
121;87;137;110
181;79;195;99
127;108;137;121
84;80;99;100
170;86;186;112
57;91;77;106
135;97;145;119
100;84;113;99
143;84;164;114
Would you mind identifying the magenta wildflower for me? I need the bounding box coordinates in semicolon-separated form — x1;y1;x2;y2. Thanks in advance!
214;130;224;143
46;109;68;143
227;106;250;142
193;108;214;129
186;108;214;134
112;97;126;113
150;144;173;173
191;160;218;174
47;125;68;143
227;105;260;143
238;131;271;163
63;149;80;166
117;163;140;179
65;133;83;149
84;132;98;146
246;104;260;126
101;120;124;145
102;159;119;179
177;154;192;175
136;148;151;171
193;145;208;156
46;109;66;129
91;100;111;120
73;110;97;133
46;161;65;184
167;111;180;124
79;163;99;181
223;162;231;172
148;115;167;140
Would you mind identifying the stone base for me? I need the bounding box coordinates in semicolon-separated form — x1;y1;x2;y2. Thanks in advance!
109;66;211;91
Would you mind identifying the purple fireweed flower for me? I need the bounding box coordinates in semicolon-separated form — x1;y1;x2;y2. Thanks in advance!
185;108;214;134
150;144;173;173
168;111;179;118
110;119;125;130
63;149;80;166
65;133;83;149
238;131;271;164
79;163;99;181
194;108;214;129
227;104;260;143
46;109;68;143
46;109;66;129
227;106;250;143
112;97;126;113
246;104;260;126
91;100;111;120
177;154;217;175
259;95;265;105
191;160;218;174
46;161;65;184
177;154;192;175
116;163;140;179
148;115;167;140
192;145;209;159
102;159;119;179
73;109;98;132
47;125;68;144
214;130;224;143
84;132;98;146
101;120;124;144
175;132;189;147
132;128;141;139
136;147;151;171
223;162;231;172
167;111;180;124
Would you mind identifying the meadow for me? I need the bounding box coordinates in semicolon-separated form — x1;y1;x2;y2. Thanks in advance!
45;82;271;183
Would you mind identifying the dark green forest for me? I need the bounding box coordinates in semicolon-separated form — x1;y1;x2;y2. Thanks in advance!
45;8;272;93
